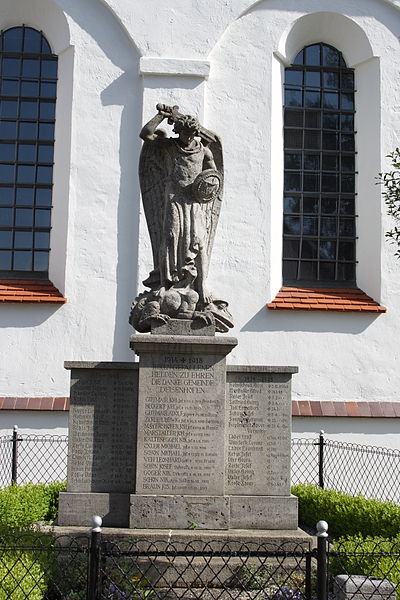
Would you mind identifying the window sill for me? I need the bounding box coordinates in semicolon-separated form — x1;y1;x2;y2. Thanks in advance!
0;280;67;304
267;287;386;313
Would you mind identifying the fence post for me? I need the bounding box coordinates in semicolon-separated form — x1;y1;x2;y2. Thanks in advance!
11;425;19;485
318;430;325;489
316;520;328;600
88;515;102;600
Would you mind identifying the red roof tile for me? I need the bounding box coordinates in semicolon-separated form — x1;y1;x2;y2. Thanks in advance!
0;280;66;303
267;287;386;313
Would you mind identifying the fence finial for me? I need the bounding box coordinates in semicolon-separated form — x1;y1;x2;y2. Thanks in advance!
316;520;328;537
91;515;102;532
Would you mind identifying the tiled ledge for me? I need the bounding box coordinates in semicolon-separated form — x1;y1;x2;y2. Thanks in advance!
267;287;386;313
0;280;66;303
0;397;398;417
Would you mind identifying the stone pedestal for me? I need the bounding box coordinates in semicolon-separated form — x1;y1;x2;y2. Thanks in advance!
59;336;299;530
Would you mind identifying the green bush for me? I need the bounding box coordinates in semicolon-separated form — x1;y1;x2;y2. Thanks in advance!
0;481;66;530
0;551;47;600
292;484;400;539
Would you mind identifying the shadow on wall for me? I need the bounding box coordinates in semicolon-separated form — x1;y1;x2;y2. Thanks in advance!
241;305;381;334
63;0;142;362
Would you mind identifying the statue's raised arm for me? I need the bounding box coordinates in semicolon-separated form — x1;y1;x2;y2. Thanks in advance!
130;103;233;334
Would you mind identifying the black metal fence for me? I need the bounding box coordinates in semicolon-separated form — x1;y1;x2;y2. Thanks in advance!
1;428;400;504
1;519;399;600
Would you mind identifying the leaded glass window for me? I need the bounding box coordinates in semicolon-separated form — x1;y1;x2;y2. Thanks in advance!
0;26;57;277
283;43;356;285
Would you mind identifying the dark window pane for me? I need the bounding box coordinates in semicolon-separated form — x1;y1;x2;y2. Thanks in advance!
285;88;302;107
339;198;355;215
341;93;354;110
41;60;57;79
341;114;354;132
283;260;298;280
304;154;320;170
18;144;36;162
305;45;320;66
303;197;319;213
20;80;39;97
303;173;319;192
303;216;318;235
322;45;340;67
38;145;54;162
0;231;12;248
323;92;339;109
35;209;51;227
339;218;355;236
322;155;338;170
19;122;37;139
22;59;40;77
34;231;50;249
0;164;14;183
23;28;42;53
323;71;339;88
323;113;339;130
13;250;32;270
304;131;320;149
1;79;19;95
299;261;317;280
284;172;301;192
40;82;57;98
0;188;14;205
341;174;355;193
0;207;13;226
0;100;18;118
20;100;38;119
36;165;52;184
305;111;321;128
293;50;304;65
320;217;337;237
35;188;52;206
38;123;54;140
301;239;317;258
283;239;300;258
285;153;302;169
341;134;355;151
338;241;355;261
322;173;338;192
3;28;23;52
15;208;34;226
319;262;336;280
321;198;338;214
284;216;301;234
322;132;338;150
39;102;56;119
16;187;34;205
0;121;17;138
14;231;32;249
0;143;16;161
2;58;20;76
284;129;302;149
284;196;300;213
285;110;303;127
305;71;320;86
17;165;35;183
304;90;320;108
41;38;52;54
0;251;12;269
337;262;355;281
33;251;49;271
319;240;336;259
285;70;303;85
341;72;354;90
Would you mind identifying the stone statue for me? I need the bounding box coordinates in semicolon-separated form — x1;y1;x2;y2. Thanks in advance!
129;103;233;334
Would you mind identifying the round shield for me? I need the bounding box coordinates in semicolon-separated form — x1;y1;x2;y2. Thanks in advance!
192;169;223;203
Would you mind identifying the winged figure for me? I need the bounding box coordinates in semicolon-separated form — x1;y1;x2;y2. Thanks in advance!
130;103;233;334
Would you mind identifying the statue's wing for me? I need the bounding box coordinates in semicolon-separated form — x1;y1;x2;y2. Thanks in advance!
204;135;224;266
138;138;169;271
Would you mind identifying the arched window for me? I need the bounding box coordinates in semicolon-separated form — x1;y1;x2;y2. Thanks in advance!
0;26;57;278
282;43;356;285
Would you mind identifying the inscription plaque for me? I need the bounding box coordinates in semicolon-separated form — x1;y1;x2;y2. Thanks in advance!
226;371;292;496
136;352;226;496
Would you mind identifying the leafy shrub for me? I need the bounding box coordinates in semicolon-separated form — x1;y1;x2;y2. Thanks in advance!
0;551;47;600
0;481;66;530
292;484;400;538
